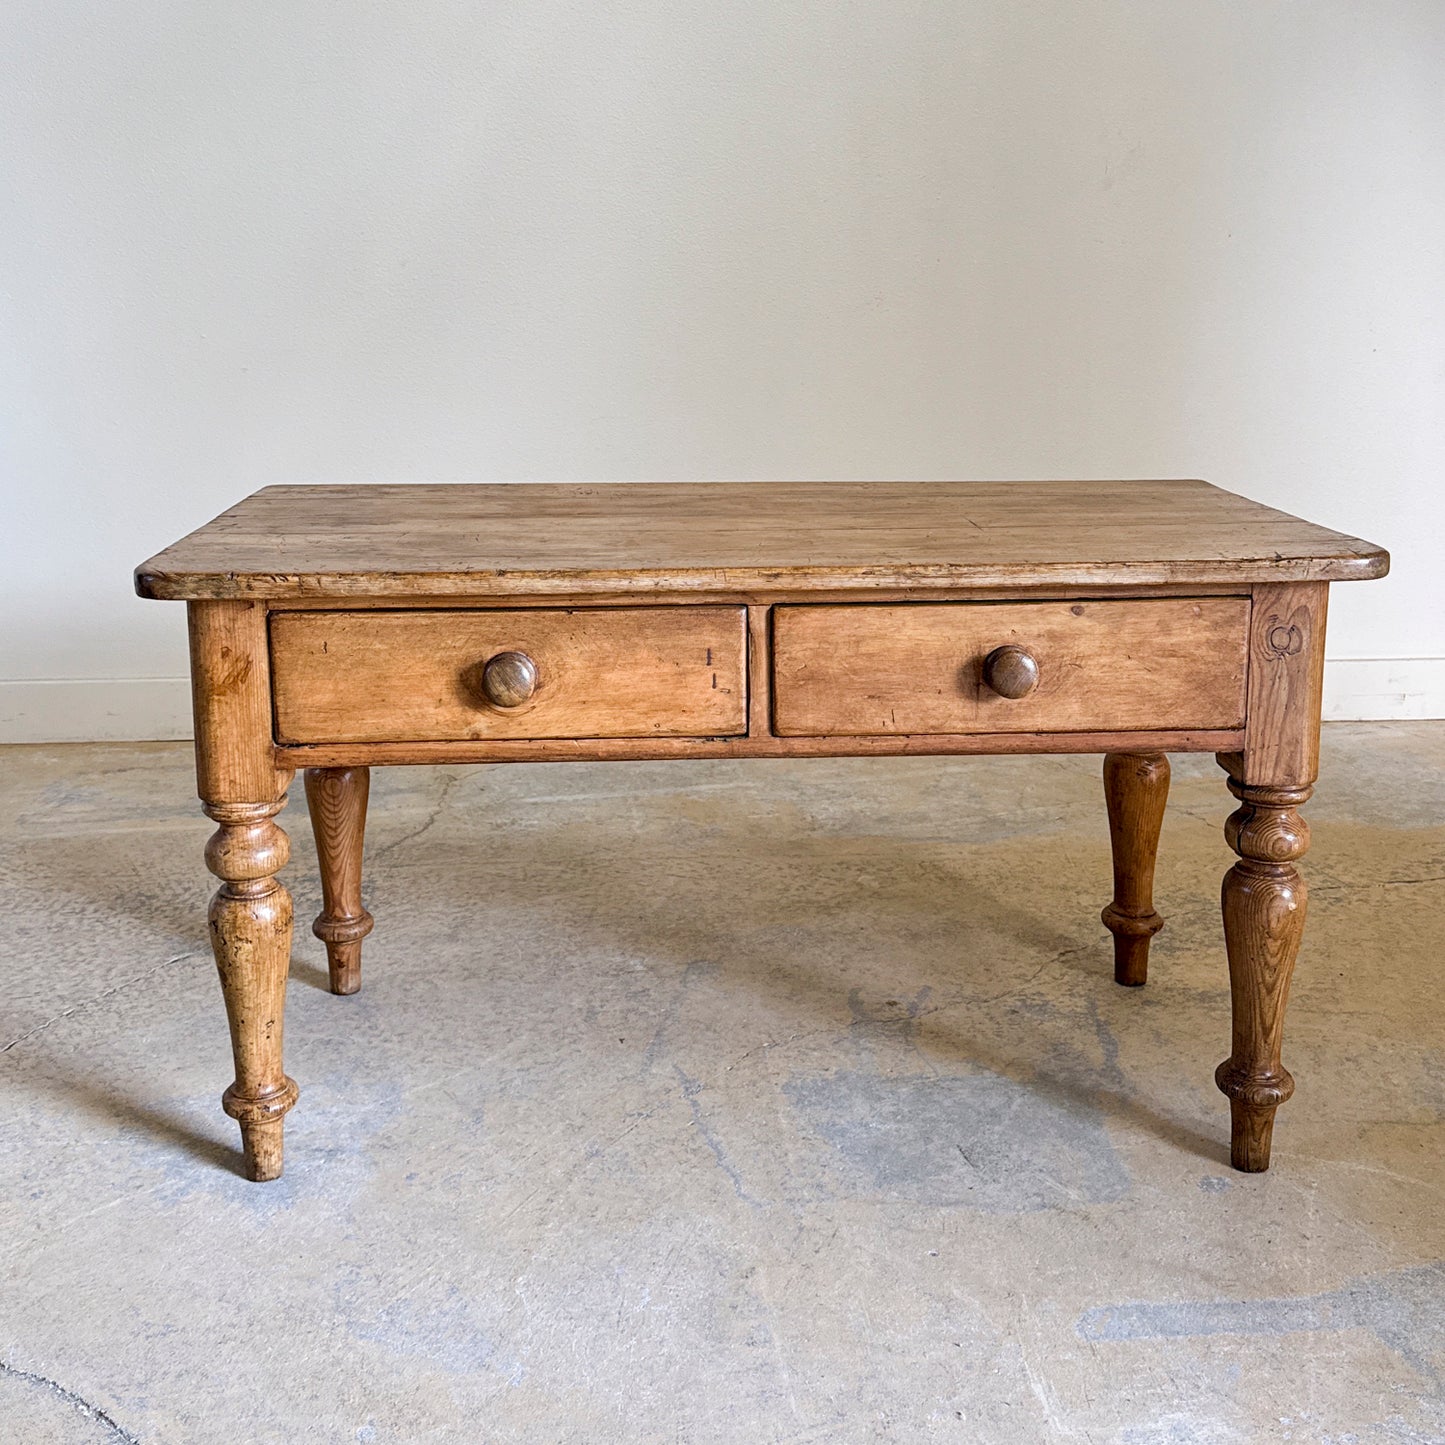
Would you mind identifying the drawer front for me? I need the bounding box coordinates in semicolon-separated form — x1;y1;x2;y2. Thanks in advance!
772;598;1248;736
272;607;747;743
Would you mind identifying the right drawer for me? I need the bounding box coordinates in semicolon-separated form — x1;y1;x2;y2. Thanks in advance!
771;597;1249;736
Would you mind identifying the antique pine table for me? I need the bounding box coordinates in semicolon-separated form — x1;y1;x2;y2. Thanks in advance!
135;480;1387;1182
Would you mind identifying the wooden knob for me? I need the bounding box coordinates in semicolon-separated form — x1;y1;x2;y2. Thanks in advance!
982;645;1040;699
479;651;538;708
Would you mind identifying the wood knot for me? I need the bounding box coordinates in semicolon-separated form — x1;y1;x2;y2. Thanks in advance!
1264;618;1305;659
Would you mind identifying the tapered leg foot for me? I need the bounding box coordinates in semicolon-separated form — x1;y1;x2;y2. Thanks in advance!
1101;752;1169;986
205;788;298;1182
240;1120;285;1181
1219;1094;1283;1173
1215;757;1309;1173
304;767;373;995
223;1084;299;1183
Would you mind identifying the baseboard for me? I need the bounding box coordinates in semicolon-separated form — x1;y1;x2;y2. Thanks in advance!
0;660;1440;743
1322;658;1445;721
0;678;193;743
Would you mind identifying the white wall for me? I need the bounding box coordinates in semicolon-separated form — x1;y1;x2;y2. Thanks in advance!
3;1;1443;741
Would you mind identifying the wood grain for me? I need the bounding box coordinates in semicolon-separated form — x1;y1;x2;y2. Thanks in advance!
271;607;747;744
771;598;1248;736
304;766;373;995
1101;752;1170;986
135;480;1389;600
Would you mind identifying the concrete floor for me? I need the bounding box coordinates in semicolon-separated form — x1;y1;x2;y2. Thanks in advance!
0;724;1442;1444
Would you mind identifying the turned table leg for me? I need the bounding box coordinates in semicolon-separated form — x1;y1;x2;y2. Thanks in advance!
1101;751;1169;986
188;598;300;1181
1214;762;1310;1171
1212;580;1328;1172
304;766;374;995
204;788;300;1181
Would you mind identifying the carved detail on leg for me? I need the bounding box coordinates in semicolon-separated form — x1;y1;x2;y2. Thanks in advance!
1101;751;1170;986
304;766;373;995
1215;756;1310;1172
205;784;298;1181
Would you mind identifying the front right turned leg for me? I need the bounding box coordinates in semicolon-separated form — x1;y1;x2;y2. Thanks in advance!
204;784;299;1182
1215;754;1310;1172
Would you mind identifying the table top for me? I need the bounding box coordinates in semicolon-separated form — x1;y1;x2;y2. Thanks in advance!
135;479;1388;600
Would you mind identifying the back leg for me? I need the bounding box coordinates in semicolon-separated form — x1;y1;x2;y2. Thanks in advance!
304;766;374;995
1101;752;1170;986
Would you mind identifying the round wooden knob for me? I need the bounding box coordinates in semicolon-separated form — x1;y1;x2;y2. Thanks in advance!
479;651;538;708
982;645;1040;699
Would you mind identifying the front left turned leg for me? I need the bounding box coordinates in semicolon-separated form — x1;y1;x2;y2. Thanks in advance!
1102;751;1170;986
1215;760;1310;1172
205;786;299;1181
304;766;373;995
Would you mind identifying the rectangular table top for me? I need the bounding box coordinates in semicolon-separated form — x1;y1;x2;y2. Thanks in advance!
135;479;1387;601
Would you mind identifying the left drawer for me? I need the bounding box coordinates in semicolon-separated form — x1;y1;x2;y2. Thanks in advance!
270;607;748;744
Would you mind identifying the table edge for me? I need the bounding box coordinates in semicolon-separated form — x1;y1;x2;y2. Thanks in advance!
135;550;1389;601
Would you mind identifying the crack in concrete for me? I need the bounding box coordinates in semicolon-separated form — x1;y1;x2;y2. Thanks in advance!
493;1099;672;1228
675;1064;766;1209
372;772;463;860
1312;874;1445;893
1;952;202;1055
640;959;714;1075
0;1360;140;1443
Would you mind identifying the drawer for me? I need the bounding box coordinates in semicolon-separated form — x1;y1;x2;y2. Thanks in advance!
271;607;747;744
771;598;1248;736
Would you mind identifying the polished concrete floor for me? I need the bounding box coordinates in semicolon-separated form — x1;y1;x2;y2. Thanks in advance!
1;724;1442;1444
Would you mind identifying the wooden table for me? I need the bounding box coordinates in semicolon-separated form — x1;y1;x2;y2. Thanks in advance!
135;480;1387;1182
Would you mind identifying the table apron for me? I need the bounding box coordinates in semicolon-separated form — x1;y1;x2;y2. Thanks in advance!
274;728;1246;768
